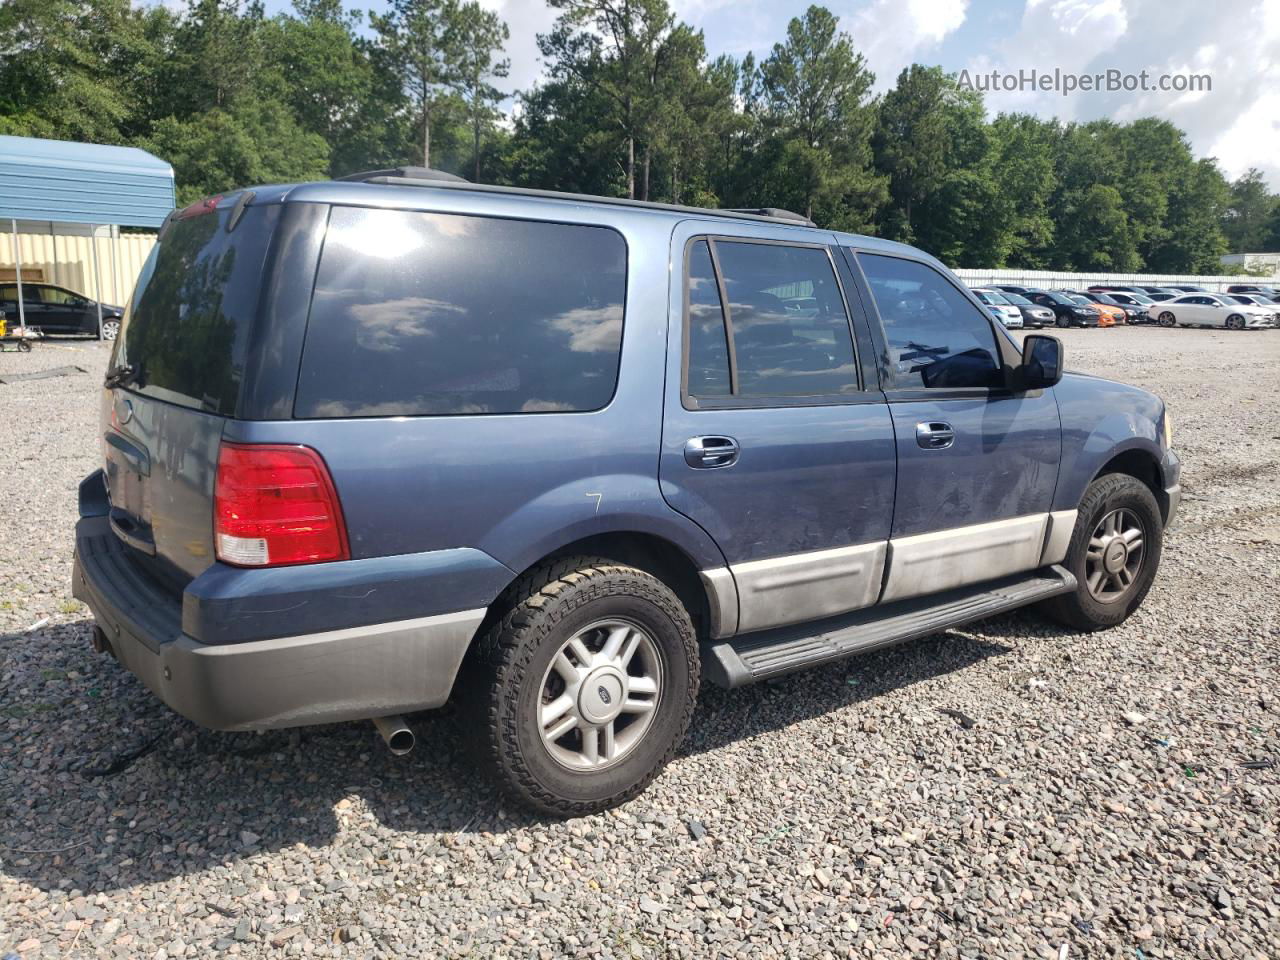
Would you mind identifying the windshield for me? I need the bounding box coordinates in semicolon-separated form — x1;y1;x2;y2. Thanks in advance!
1003;293;1032;305
980;291;1010;304
1066;294;1090;305
1125;293;1155;304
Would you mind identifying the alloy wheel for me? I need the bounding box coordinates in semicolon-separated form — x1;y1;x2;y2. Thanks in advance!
537;618;663;770
1158;312;1175;327
1085;508;1146;603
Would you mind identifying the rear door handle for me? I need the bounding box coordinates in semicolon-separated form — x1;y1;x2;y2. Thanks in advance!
685;436;740;468
915;421;955;449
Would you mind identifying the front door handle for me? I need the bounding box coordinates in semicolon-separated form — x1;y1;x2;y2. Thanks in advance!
915;421;955;449
685;436;740;468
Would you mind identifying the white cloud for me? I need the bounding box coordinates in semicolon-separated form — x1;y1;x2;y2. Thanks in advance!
846;0;970;88
476;0;559;97
972;0;1280;189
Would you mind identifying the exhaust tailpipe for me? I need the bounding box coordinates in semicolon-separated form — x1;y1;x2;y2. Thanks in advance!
372;715;415;756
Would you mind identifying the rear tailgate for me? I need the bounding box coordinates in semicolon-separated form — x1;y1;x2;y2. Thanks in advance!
103;200;281;583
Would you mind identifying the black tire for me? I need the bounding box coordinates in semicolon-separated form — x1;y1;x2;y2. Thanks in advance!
1039;474;1163;631
1226;314;1245;330
1055;314;1069;328
468;556;699;816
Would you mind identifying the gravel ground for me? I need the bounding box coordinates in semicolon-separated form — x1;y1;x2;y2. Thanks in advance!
2;328;1278;959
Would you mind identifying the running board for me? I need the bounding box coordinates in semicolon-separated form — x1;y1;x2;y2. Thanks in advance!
704;565;1076;688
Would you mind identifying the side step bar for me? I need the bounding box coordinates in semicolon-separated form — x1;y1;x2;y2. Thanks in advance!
704;565;1076;688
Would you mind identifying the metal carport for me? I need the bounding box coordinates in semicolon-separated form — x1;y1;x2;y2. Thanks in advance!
0;135;174;336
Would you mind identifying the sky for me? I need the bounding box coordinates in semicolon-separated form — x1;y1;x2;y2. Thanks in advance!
257;0;1280;189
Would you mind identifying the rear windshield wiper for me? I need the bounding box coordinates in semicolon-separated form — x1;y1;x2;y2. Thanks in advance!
104;363;138;390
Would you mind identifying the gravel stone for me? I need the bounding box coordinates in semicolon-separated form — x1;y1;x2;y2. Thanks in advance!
3;329;1280;958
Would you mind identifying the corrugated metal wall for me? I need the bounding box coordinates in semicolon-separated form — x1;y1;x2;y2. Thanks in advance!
0;224;155;306
953;268;1277;293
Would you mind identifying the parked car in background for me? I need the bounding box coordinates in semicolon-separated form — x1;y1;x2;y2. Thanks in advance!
1026;289;1101;327
0;282;123;339
1064;292;1123;326
1152;294;1277;329
1075;290;1148;324
1087;285;1148;295
990;284;1037;297
1166;285;1206;293
970;288;1024;328
1136;287;1181;299
70;172;1181;814
1226;284;1280;296
1000;291;1054;329
1224;294;1280;323
1144;291;1179;303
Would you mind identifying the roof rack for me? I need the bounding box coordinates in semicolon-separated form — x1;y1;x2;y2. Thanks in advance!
722;207;813;225
335;172;819;228
336;166;469;184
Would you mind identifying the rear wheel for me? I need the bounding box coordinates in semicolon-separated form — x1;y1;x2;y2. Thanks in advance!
1039;474;1163;631
1226;314;1245;330
468;557;699;816
99;318;120;341
1158;312;1176;327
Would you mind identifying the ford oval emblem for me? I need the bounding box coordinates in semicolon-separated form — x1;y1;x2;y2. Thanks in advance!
597;686;612;705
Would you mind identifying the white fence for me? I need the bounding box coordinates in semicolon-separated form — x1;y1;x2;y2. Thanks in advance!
953;268;1276;294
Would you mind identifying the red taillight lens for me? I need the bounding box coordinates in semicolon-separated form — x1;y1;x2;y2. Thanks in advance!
214;443;350;567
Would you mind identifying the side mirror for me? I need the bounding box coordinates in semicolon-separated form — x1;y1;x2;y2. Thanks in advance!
1018;334;1063;390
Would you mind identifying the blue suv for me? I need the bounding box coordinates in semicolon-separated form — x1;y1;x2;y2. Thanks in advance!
73;172;1181;814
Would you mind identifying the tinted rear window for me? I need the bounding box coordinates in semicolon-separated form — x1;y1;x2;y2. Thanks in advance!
295;207;627;418
114;204;279;415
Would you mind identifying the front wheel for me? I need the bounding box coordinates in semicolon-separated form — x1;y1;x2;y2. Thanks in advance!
1039;474;1163;631
99;318;120;341
1055;315;1069;328
468;557;699;816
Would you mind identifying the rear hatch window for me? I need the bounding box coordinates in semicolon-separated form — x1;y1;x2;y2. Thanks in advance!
113;202;280;416
295;207;627;418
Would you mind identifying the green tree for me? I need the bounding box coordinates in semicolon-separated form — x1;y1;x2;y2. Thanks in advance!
1222;169;1277;253
370;0;459;169
451;1;509;181
757;5;885;226
539;0;679;199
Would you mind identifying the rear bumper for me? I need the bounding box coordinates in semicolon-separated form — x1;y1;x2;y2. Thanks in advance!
73;514;486;731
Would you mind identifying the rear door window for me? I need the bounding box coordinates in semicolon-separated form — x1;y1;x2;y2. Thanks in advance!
684;238;858;402
296;207;627;418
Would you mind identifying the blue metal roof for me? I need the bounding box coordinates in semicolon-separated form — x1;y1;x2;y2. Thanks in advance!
0;135;175;228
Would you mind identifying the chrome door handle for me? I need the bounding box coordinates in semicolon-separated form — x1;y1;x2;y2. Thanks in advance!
915;421;955;449
685;436;740;468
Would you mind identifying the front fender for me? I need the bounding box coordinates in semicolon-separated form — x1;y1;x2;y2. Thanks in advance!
1053;373;1172;511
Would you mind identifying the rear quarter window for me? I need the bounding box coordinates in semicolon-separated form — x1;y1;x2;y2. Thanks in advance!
295;207;627;418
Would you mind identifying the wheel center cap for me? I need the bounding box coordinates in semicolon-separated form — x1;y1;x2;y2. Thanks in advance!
1104;539;1128;573
578;668;625;724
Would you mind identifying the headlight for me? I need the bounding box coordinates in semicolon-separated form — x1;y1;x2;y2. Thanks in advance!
1073;307;1090;314
1162;410;1173;448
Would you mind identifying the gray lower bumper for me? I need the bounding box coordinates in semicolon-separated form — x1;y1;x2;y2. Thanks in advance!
73;534;486;731
1163;483;1182;527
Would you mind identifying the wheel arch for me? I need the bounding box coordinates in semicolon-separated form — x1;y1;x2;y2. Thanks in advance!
471;531;721;654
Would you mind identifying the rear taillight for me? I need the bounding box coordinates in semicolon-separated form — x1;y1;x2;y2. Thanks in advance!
214;443;350;567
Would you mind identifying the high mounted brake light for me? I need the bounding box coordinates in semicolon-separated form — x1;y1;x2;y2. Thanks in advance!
175;194;223;220
214;443;350;567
